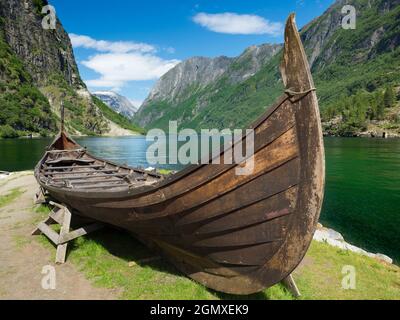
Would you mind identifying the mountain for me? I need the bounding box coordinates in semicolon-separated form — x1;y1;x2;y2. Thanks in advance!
135;0;400;134
144;56;233;105
93;91;138;119
302;0;400;136
0;0;142;138
302;0;399;98
135;44;282;129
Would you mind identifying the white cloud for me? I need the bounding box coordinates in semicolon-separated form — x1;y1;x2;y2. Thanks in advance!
164;46;176;54
70;34;180;90
70;34;155;53
193;12;283;36
82;53;180;89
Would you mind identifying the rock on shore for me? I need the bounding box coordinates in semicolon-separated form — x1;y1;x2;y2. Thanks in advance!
314;224;393;264
0;171;11;180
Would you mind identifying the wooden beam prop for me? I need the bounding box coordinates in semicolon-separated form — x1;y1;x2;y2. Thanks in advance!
32;202;104;264
281;274;301;298
33;187;47;205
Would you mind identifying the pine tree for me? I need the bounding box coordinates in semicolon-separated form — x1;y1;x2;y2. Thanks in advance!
370;98;378;120
384;86;395;108
375;91;385;120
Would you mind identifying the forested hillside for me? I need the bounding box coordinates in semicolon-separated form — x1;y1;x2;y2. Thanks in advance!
0;0;141;138
135;0;400;136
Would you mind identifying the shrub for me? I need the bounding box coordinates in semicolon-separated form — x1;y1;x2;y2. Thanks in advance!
0;125;19;138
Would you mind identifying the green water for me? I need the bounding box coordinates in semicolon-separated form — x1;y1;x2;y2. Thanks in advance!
0;137;399;263
322;138;400;263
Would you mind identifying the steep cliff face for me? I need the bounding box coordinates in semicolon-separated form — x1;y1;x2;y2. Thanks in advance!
0;0;139;137
301;0;400;111
301;0;400;72
135;44;282;128
0;0;84;89
135;0;399;132
144;56;233;105
226;44;282;83
300;0;346;68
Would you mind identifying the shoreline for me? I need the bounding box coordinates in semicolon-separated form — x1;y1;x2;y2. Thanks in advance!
323;133;400;139
322;123;400;139
314;224;393;265
323;134;400;140
0;132;145;141
2;133;400;140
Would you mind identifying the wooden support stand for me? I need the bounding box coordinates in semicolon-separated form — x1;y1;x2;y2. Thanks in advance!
32;201;103;264
282;274;301;298
34;187;47;205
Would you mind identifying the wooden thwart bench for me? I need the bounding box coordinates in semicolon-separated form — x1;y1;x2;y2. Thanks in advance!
32;201;103;264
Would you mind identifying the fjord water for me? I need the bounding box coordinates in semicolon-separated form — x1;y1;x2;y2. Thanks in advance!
322;138;400;264
1;136;399;263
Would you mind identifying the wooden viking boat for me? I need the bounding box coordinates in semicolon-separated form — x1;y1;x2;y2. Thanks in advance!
35;14;325;295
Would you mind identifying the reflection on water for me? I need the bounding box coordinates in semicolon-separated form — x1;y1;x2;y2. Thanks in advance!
0;136;399;262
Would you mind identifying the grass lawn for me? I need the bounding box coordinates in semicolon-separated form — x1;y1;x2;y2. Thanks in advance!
0;187;24;208
34;205;400;300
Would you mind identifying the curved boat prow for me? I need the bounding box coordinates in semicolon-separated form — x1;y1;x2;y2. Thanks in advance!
49;102;80;151
280;14;315;93
48;131;80;151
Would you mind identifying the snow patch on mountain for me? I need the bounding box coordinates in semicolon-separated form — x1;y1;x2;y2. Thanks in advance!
93;91;138;119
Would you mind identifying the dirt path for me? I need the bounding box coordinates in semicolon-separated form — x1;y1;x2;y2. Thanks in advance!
0;172;118;300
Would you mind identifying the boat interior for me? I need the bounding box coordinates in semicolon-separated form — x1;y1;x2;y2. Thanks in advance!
39;133;164;191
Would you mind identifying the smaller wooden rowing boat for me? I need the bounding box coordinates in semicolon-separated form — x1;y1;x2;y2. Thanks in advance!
35;14;325;295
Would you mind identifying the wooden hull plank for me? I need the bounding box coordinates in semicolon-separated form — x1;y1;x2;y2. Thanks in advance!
176;157;300;226
195;187;297;235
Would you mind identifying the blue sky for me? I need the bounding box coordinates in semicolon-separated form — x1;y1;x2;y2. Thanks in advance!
50;0;335;106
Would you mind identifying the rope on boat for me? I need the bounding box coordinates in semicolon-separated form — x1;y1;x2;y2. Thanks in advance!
285;87;316;97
